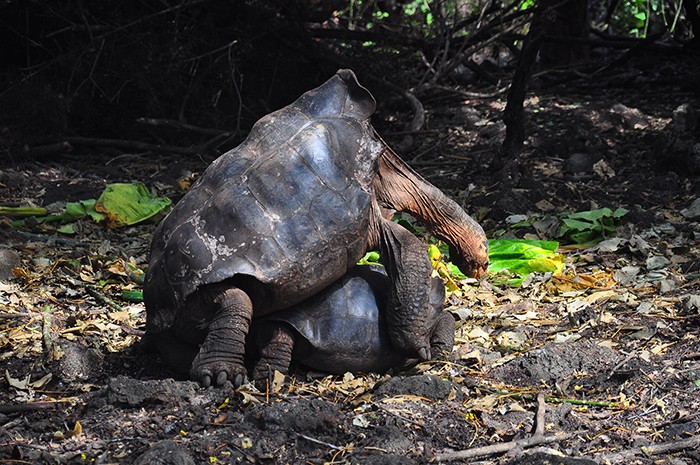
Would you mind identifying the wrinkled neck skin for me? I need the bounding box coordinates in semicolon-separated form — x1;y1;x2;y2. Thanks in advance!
373;148;489;278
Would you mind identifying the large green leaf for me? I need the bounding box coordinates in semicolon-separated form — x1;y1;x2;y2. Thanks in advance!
95;183;171;228
488;239;565;286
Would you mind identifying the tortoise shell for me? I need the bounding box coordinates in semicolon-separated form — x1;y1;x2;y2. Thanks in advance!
144;70;384;332
260;265;446;374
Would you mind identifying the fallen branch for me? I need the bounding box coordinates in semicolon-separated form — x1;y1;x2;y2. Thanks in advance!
433;393;573;462
601;434;700;463
136;117;232;136
0;313;32;319
0;401;69;414
22;141;73;158
15;231;90;248
63;136;198;155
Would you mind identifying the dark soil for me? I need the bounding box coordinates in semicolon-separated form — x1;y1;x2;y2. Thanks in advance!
1;51;699;465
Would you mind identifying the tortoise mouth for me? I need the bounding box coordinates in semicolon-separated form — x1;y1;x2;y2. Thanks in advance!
449;243;489;279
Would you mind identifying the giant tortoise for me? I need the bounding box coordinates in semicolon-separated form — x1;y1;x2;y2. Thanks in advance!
143;69;487;387
251;265;452;381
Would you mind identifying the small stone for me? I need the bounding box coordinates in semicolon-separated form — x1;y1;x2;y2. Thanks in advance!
563;153;594;174
680;198;700;219
0;249;20;280
646;255;671;270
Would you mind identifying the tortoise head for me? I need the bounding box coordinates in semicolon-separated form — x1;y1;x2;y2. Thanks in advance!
448;230;489;279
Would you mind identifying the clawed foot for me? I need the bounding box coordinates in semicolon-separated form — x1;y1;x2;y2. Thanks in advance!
191;356;247;387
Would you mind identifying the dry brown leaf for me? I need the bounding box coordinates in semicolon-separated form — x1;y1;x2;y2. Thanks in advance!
64;420;83;438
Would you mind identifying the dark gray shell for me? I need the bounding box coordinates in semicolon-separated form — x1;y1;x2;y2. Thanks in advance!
264;265;446;374
144;70;384;332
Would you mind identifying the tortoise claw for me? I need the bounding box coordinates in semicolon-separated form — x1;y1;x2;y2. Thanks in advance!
418;347;431;361
201;374;212;387
216;371;228;386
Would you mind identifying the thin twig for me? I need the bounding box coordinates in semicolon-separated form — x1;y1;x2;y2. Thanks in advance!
296;433;344;451
41;310;54;357
85;286;123;311
374;403;426;429
62;136;197;155
534;392;546;437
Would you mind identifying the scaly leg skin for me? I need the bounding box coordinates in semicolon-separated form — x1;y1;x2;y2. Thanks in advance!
430;312;456;360
190;285;253;387
374;209;436;361
252;324;295;389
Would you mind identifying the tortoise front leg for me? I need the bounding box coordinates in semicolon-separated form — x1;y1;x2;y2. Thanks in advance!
191;285;253;387
252;324;295;388
430;312;455;359
371;202;435;360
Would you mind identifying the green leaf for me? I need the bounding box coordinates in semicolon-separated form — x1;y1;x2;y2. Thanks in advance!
65;199;107;222
95;183;171;228
557;208;628;245
56;224;76;235
446;262;466;280
358;251;382;265
561;218;597;231
121;291;143;302
488;239;565;286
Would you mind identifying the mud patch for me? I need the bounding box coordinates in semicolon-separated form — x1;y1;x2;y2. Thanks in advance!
489;341;619;390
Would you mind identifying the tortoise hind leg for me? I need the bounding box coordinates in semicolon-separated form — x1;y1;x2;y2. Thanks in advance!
191;284;253;387
251;323;295;388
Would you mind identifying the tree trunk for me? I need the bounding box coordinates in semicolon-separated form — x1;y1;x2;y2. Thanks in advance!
682;0;700;50
539;0;590;66
500;7;546;183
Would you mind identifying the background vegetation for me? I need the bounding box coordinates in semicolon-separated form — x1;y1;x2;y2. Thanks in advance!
1;0;697;165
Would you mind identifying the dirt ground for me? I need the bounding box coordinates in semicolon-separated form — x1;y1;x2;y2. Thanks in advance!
1;51;699;465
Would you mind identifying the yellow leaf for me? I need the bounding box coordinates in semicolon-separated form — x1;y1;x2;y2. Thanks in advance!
650;342;674;355
217;397;230;409
107;311;131;322
65;420;82;438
